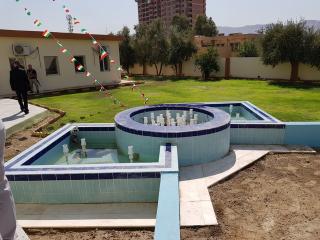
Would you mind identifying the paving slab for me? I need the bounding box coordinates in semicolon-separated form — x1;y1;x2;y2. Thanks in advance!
0;98;48;137
16;203;157;228
15;225;30;240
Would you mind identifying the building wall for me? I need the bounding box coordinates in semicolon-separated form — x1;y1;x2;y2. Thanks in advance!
131;57;320;81
230;57;320;81
136;0;206;27
130;57;225;77
0;37;121;97
194;34;260;58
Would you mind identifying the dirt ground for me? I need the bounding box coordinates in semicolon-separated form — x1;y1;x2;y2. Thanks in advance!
4;112;59;162
22;152;319;240
25;229;154;240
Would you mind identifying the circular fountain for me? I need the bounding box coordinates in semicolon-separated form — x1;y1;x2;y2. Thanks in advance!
115;104;231;166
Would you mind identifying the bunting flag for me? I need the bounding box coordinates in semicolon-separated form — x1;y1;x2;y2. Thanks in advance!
81;28;88;34
15;0;126;108
73;18;80;24
56;41;64;48
70;57;77;63
42;30;51;38
100;50;108;61
24;8;31;15
62;5;70;13
34;19;42;27
77;65;85;71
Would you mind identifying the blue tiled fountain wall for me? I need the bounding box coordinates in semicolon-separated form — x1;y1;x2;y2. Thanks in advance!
9;173;160;204
115;105;231;166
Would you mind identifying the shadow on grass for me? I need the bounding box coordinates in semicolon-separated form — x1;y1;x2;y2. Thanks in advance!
268;81;320;90
132;75;224;82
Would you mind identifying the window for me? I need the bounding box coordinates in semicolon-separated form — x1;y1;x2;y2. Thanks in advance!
44;56;59;75
99;46;110;72
73;56;86;73
230;42;240;52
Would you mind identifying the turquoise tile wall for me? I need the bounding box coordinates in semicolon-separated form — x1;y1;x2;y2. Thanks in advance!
284;123;320;147
12;178;160;204
230;128;285;145
116;127;230;167
155;172;180;240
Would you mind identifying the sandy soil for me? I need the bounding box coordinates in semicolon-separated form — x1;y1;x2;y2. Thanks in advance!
25;229;154;240
24;152;320;240
4;112;59;162
181;152;320;240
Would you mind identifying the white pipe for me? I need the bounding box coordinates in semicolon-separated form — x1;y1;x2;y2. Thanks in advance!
229;105;233;114
128;145;134;163
128;146;134;155
144;117;148;125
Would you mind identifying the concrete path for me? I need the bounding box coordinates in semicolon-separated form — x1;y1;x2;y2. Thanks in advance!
15;225;30;240
16;203;157;228
179;145;315;227
0;98;48;137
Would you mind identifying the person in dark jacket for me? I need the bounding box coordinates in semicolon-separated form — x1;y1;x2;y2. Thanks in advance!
10;61;30;114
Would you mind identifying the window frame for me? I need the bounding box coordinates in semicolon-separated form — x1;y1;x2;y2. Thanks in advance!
44;56;60;76
99;46;110;72
73;55;86;73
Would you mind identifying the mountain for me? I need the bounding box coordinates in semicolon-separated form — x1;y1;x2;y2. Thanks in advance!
218;20;320;35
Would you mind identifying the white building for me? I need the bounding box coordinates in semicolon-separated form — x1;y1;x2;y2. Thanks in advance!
0;29;122;97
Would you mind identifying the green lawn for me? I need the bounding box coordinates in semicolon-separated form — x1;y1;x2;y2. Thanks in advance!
31;79;320;132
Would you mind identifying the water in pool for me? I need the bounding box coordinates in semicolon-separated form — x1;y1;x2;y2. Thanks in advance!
30;141;157;166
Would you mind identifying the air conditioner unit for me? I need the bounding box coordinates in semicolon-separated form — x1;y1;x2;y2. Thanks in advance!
12;44;31;56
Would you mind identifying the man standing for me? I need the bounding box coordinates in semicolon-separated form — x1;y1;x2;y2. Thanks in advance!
0;119;17;240
27;64;40;94
10;61;30;114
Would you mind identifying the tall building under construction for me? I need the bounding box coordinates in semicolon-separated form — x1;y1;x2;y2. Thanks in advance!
135;0;206;27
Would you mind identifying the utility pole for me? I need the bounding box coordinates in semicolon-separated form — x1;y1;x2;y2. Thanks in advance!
66;14;74;33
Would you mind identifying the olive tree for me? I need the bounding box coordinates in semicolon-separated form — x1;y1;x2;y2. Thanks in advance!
168;16;197;76
195;47;220;80
261;20;320;81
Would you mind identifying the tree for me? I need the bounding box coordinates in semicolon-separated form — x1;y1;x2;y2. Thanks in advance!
261;20;320;81
195;47;220;80
133;24;150;75
168;16;197;76
194;15;218;37
118;26;135;75
147;20;169;76
239;40;259;57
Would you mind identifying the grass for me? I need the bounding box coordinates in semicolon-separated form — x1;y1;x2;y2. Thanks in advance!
30;79;320;132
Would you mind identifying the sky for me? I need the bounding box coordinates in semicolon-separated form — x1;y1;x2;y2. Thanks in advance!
0;0;319;34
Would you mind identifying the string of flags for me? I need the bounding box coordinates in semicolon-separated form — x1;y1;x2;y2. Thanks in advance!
15;0;126;107
50;0;150;105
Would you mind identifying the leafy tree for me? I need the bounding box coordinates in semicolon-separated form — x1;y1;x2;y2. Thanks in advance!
168;16;197;76
195;47;220;80
194;15;218;37
147;20;169;76
261;20;320;81
239;40;259;57
118;26;135;75
133;24;150;75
